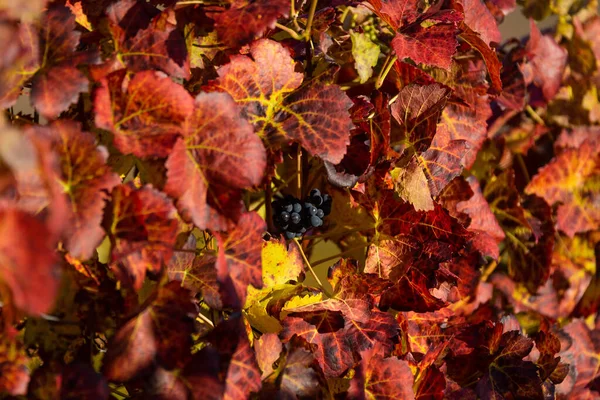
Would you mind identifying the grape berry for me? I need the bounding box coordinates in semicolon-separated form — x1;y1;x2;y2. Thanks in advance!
272;189;332;239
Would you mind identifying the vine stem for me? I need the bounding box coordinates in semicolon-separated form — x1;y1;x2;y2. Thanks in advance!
297;145;302;198
293;238;333;298
196;312;215;327
310;244;367;266
525;105;545;126
304;0;319;41
290;0;301;30
375;54;397;89
275;22;304;40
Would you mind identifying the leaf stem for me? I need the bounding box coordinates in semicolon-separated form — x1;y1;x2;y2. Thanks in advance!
515;153;530;183
310;244;367;266
375;54;397;89
304;0;319;41
274;22;304;40
196;312;215;327
376;54;398;89
290;0;301;30
525;105;545;126
297;145;302;198
293;238;333;297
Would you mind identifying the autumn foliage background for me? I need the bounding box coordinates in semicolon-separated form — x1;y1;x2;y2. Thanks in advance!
0;0;600;398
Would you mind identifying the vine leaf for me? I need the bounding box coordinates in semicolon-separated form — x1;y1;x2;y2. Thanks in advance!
380;269;447;312
0;207;59;315
26;121;120;259
30;4;99;119
460;0;502;46
526;131;600;237
165;92;266;231
103;282;198;381
0;23;38;109
446;324;544;399
105;184;178;291
206;317;262;400
209;0;289;48
523;19;568;101
439;176;505;259
350;31;381;83
215;212;266;309
488;170;554;294
348;344;415;399
167;237;222;310
392;22;460;70
210;39;353;164
261;239;304;287
106;0;189;78
0;336;30;396
94;70;195;158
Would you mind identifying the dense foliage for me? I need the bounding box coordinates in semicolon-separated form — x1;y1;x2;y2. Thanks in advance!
1;0;599;398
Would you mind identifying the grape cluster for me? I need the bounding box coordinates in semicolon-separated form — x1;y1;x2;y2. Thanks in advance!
272;189;332;240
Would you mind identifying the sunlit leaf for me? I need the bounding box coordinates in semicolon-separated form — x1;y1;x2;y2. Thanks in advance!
106;184;178;291
216;212;266;309
107;0;189;78
165;92;266;231
526;133;600;237
94;70;195;158
349;344;415;399
210;39;353;164
26;121;120;259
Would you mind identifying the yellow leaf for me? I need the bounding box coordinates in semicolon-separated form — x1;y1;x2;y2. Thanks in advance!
261;239;304;287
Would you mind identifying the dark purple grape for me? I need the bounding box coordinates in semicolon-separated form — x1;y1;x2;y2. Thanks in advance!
283;203;293;213
310;216;322;227
312;195;323;206
295;232;303;238
285;231;296;239
293;203;302;213
299;226;307;233
316;209;324;218
304;203;317;215
280;211;290;222
310;188;321;197
291;212;301;224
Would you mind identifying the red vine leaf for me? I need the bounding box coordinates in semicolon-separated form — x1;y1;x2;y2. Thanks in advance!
431;86;492;170
167;240;222;310
103;282;198;381
30;4;98;119
210;0;289;48
488;170;555;293
458;24;503;95
255;333;282;379
526;134;600;237
392;22;460;70
524;19;568;101
215;212;266;309
349;344;415;399
26;121;120;259
206;317;262;400
0;207;59;315
94;70;195;158
106;184;178;291
165;92;266;231
0;23;38;109
106;0;190;78
380;269;447;312
460;0;501;46
210;39;353;164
